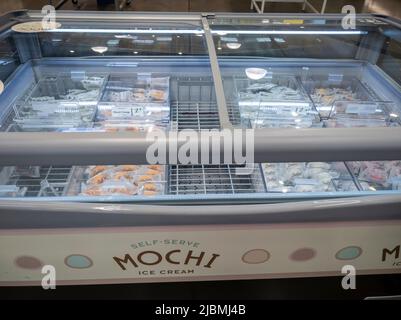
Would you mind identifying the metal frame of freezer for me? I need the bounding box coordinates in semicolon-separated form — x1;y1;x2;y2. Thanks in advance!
0;11;400;286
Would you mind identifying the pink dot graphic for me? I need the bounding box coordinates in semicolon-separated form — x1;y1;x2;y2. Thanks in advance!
15;256;43;269
290;248;316;261
242;249;271;264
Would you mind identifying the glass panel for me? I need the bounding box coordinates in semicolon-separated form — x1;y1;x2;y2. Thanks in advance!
377;22;401;86
2;160;400;201
210;16;401;129
0;17;220;133
347;161;401;191
35;20;206;57
0;36;19;83
262;162;358;193
0;12;21;85
0;163;266;200
1;14;401;204
210;16;368;59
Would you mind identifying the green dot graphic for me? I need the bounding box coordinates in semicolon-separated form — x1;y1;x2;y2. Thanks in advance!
335;246;363;260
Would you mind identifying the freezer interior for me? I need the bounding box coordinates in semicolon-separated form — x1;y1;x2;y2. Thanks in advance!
0;12;401;204
0;61;399;202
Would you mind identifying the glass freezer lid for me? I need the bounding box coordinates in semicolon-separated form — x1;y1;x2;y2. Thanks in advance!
209;15;377;60
0;161;400;203
1;11;401;173
207;15;401;130
0;60;219;133
217;61;401;129
2;14;221;133
12;19;206;57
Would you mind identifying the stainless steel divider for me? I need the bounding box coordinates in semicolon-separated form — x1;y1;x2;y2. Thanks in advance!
201;16;232;129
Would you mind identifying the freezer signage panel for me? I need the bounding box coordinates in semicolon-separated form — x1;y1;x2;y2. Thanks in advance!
0;221;401;285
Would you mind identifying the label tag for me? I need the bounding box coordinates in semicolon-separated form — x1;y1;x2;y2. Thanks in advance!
111;105;145;118
133;39;154;45
256;37;271;43
293;178;319;185
156;36;172;42
220;37;238;42
273;37;286;43
137;73;151;82
59;128;104;133
328;73;343;83
346;103;377;114
71;71;86;81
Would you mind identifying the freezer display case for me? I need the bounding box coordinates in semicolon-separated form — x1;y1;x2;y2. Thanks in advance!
0;11;401;287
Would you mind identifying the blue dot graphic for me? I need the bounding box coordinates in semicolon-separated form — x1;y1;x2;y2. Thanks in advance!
65;254;93;269
335;246;362;260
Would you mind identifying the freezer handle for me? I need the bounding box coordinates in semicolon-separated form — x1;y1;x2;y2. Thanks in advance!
1;127;401;166
1;194;401;228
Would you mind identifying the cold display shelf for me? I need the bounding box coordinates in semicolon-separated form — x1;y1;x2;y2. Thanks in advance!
1;8;401;203
1;60;401;201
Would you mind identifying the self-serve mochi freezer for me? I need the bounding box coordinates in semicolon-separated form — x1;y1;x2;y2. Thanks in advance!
0;11;400;286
